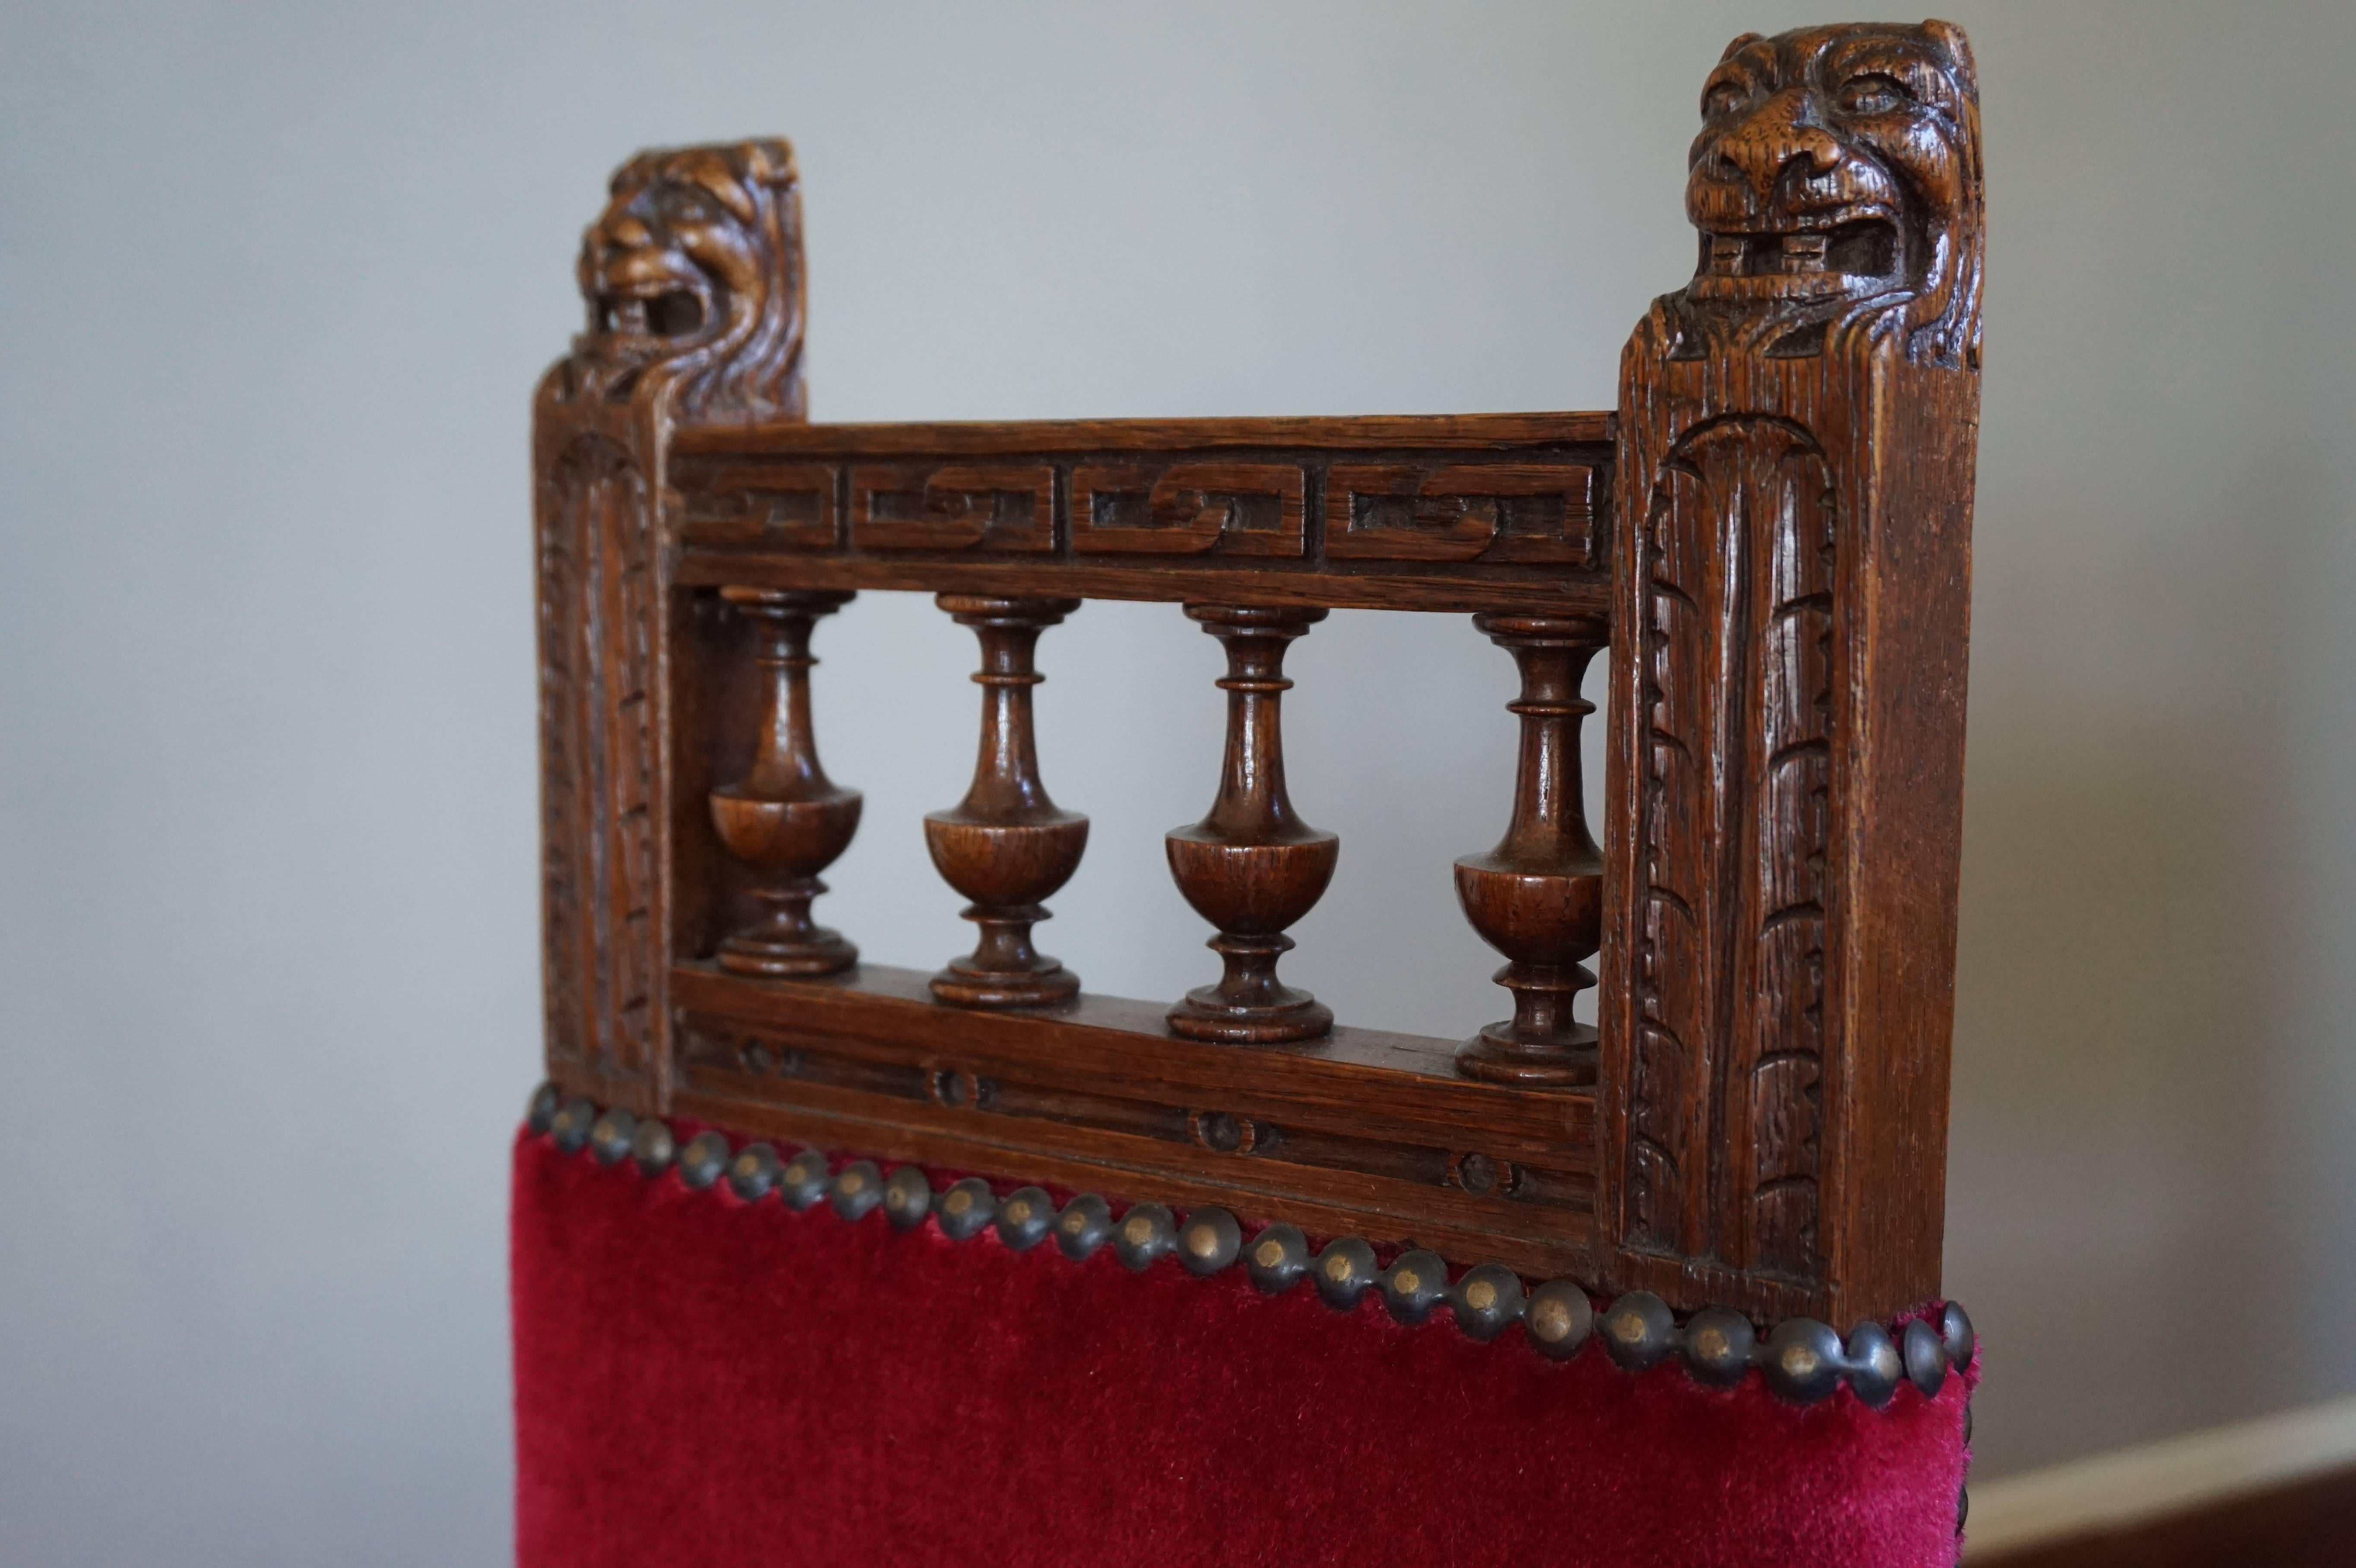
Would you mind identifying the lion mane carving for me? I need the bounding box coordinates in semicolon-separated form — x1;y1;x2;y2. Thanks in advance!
564;139;807;422
1661;19;1981;369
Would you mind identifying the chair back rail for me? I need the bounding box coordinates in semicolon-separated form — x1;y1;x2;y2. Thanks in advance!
532;19;1982;1324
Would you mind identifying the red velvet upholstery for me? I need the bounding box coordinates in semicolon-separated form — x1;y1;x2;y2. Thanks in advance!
513;1129;1972;1567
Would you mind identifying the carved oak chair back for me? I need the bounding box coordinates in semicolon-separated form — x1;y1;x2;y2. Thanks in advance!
517;19;1986;1565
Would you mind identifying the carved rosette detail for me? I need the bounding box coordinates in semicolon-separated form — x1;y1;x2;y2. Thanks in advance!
522;25;1982;1324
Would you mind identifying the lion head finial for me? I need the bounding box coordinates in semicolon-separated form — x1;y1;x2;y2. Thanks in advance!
1668;19;1981;368
564;138;807;422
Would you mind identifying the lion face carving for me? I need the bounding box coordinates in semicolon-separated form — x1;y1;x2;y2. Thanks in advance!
1675;20;1980;367
567;139;806;421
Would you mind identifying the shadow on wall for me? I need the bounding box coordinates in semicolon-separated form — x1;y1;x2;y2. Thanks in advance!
1934;0;2356;1480
1951;459;2318;1488
1951;727;2283;1471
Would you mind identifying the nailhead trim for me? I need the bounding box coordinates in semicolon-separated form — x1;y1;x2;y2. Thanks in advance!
1055;1193;1114;1261
677;1130;730;1191
525;1085;1977;1404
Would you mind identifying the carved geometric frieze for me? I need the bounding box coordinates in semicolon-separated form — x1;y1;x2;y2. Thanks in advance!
850;464;1056;553
1070;462;1306;556
677;461;837;549
1326;463;1595;564
656;421;1613;621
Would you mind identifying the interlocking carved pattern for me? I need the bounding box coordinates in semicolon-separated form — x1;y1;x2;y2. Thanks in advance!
671;449;1599;570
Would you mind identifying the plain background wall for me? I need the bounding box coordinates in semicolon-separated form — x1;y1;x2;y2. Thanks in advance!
4;1;2353;1560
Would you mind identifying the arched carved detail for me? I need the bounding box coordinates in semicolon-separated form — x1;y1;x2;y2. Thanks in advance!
1600;21;1978;1323
1628;416;1834;1279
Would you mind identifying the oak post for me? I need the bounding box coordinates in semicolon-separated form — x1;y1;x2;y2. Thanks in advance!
535;138;807;1114
1599;21;1982;1323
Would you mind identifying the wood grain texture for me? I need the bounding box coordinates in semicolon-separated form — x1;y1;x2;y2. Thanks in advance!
537;431;659;1090
673;412;1612;456
1164;605;1338;1043
1620;411;1837;1274
1454;615;1609;1085
533;23;1980;1313
667;421;1612;613
706;588;859;978
535;139;813;1113
924;596;1088;1007
617;963;1600;1279
1598;20;1980;1323
673;551;1608;616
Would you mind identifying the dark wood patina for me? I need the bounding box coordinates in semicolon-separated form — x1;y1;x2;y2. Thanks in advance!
533;20;1983;1325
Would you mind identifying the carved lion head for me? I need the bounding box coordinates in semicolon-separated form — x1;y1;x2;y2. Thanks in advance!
568;139;806;421
1677;20;1980;367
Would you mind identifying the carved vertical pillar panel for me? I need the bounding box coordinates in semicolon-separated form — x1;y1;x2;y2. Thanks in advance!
538;434;660;1093
535;138;808;1114
1598;22;1983;1325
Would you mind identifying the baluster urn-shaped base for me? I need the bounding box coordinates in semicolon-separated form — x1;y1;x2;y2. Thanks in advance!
926;596;1089;1009
1451;874;1599;1084
1165;925;1336;1044
709;587;861;978
1454;613;1606;1085
713;868;860;978
922;840;1089;1008
1166;604;1337;1044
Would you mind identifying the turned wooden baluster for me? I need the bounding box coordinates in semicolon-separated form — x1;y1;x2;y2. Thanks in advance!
1454;613;1607;1084
709;588;862;976
1166;604;1338;1043
925;596;1089;1007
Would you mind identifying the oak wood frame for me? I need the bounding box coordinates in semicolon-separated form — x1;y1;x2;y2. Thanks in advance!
532;22;1982;1325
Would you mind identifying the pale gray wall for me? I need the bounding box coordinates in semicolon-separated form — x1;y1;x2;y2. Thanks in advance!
3;2;2351;1561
